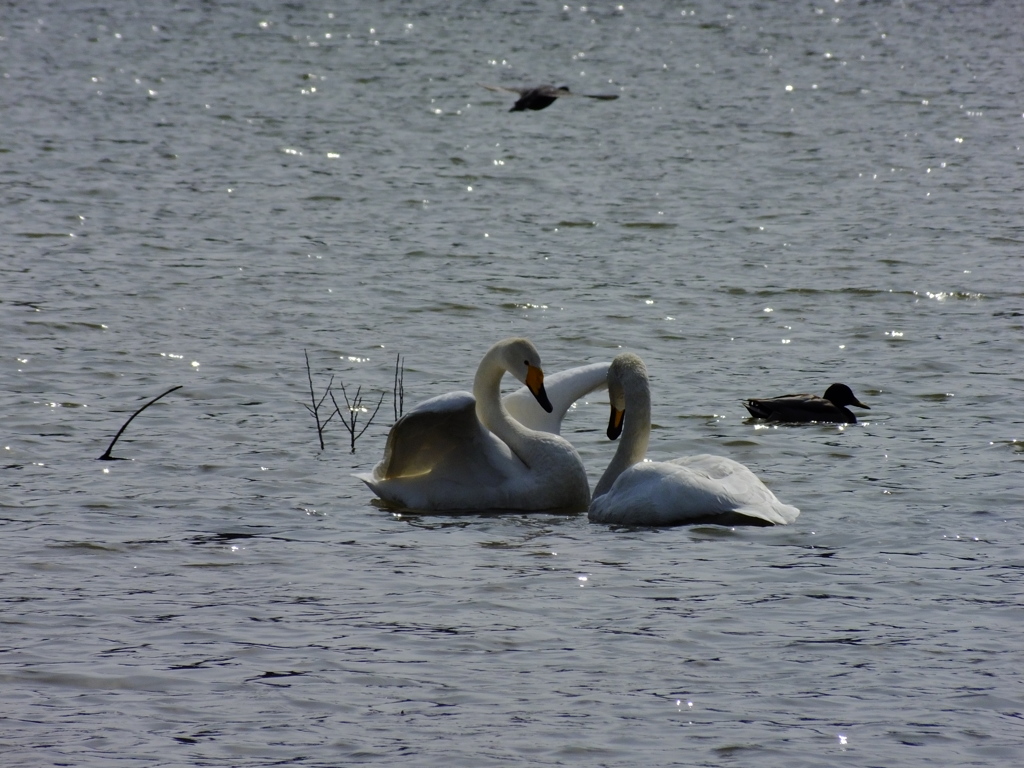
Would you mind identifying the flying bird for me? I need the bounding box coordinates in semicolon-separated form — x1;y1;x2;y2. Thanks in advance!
478;83;619;112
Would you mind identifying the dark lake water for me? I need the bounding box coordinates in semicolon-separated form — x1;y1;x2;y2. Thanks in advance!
2;1;1023;765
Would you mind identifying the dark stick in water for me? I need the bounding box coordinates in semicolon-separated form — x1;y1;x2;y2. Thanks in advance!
304;349;337;451
330;381;385;454
98;385;183;461
393;353;404;421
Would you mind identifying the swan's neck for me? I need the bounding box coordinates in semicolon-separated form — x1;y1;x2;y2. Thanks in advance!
593;376;651;499
473;346;534;465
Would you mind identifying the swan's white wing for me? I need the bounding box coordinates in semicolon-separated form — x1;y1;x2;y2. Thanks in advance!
665;455;799;525
589;455;799;526
589;462;729;525
354;391;523;509
503;362;609;434
365;391;519;482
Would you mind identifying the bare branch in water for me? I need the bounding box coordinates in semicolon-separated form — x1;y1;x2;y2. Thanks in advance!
331;380;386;454
393;353;405;421
303;349;397;452
304;349;337;451
98;385;183;461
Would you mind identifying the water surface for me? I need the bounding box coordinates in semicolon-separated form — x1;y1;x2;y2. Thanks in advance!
2;1;1023;766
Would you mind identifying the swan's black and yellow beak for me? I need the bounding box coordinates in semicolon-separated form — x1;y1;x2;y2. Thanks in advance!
526;364;553;413
607;406;624;440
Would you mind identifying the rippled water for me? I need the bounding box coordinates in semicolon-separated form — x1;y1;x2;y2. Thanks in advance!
3;1;1023;765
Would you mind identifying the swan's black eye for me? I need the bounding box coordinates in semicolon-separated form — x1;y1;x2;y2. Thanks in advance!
523;359;530;367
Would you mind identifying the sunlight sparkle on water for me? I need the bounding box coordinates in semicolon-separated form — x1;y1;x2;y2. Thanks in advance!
675;699;694;724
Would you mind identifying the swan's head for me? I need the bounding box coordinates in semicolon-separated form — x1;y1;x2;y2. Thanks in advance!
605;352;648;440
496;337;553;413
823;383;869;409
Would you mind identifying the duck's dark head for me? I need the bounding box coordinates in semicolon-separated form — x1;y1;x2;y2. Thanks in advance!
823;383;869;409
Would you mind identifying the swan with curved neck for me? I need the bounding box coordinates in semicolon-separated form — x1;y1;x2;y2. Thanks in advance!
357;338;591;512
589;353;800;526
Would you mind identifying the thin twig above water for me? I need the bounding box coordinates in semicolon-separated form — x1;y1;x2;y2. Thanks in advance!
304;349;337;451
393;353;404;421
330;381;385;454
98;385;183;461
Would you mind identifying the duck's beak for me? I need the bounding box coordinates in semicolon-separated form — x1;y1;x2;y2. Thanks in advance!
526;364;553;413
607;406;624;440
853;398;870;409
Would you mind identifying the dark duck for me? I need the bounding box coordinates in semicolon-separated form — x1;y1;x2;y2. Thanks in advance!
744;383;870;424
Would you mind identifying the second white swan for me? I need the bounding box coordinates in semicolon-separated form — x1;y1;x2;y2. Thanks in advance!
588;353;800;526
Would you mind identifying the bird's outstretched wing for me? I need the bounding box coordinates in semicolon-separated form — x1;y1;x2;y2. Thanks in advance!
372;392;498;479
478;83;531;95
504;362;609;435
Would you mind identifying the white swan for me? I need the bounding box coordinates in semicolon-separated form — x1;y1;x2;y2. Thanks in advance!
588;353;800;526
356;338;592;512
